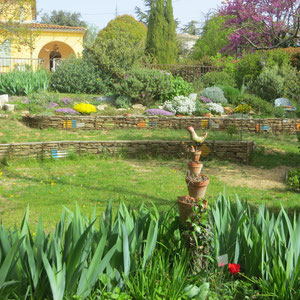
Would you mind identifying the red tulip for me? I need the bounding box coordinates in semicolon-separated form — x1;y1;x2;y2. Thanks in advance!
228;263;240;274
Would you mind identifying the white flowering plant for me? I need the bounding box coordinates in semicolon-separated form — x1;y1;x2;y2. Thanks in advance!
163;96;196;115
206;102;224;115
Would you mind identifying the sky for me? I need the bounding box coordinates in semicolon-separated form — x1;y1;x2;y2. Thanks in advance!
36;0;223;31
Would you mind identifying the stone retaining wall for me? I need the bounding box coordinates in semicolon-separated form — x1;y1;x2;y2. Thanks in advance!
23;115;300;134
0;140;255;163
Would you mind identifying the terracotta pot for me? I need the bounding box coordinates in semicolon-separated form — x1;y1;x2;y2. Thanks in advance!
191;151;201;162
177;196;208;224
187;161;203;176
185;175;210;199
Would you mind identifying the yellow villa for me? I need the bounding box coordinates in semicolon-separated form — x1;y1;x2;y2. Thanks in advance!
0;0;86;72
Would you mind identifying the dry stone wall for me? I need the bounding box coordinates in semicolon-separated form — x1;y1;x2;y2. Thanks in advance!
23;115;300;134
0;140;255;163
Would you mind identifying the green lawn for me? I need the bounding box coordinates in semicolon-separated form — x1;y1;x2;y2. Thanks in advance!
0;156;298;230
0;117;299;229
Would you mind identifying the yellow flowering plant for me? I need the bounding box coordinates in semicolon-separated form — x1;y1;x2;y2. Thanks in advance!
73;103;97;115
234;104;252;114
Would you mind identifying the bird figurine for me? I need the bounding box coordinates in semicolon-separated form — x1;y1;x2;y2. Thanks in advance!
187;126;208;143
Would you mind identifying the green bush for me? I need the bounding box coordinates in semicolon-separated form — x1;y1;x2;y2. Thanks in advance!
0;69;50;96
50;57;108;94
194;101;209;116
200;86;228;104
217;85;240;103
84;30;147;77
249;65;285;101
115;95;132;108
286;168;300;191
280;65;300;104
233;93;274;115
98;15;147;45
113;68;172;106
165;76;193;100
274;106;286;118
202;70;236;87
234;49;291;88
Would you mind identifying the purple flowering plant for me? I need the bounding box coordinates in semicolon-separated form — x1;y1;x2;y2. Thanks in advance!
145;109;175;116
199;96;212;103
61;97;72;105
55;108;79;115
46;102;59;109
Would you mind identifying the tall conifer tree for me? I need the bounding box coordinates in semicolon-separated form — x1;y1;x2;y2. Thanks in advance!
163;0;177;63
146;0;177;64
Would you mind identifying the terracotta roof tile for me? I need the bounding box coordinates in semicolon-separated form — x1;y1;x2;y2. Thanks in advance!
31;23;86;31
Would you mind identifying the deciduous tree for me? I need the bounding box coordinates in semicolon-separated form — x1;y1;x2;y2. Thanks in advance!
40;10;87;28
219;0;300;53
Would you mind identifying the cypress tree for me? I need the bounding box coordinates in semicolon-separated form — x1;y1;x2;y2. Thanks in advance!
146;0;177;64
163;0;177;63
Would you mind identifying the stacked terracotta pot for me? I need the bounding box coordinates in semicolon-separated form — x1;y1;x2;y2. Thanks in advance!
177;150;210;224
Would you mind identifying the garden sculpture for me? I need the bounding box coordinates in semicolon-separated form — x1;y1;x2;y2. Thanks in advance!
187;126;208;143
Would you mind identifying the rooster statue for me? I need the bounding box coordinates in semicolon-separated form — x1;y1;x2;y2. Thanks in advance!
187;126;208;143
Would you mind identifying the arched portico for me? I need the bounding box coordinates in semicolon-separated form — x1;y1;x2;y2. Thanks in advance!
38;41;76;71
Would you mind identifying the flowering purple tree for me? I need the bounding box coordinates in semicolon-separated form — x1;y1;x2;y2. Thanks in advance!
219;0;300;53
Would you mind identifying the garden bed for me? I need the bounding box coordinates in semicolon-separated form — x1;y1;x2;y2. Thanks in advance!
23;114;300;133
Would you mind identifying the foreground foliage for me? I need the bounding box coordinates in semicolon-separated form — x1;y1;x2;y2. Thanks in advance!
0;202;159;299
0;70;49;96
0;192;299;299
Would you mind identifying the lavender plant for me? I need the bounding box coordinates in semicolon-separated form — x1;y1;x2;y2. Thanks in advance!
55;108;79;115
144;109;175;116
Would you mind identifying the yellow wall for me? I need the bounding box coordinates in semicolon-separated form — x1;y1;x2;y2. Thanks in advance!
1;29;85;71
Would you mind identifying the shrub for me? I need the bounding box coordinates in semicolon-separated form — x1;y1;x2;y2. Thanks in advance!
113;68;172;106
194;102;210;116
165;76;193;100
206;102;224;115
202;71;236;87
249;65;284;101
217;85;240;103
234;103;252;114
277;47;300;70
233;94;274;115
234;49;291;87
50;58;108;94
286;168;300;191
0;69;50;96
163;96;196;115
279;65;300;104
115;95;132;108
84;31;146;77
200;86;228;104
74;103;97;114
98;15;147;45
274;106;286;118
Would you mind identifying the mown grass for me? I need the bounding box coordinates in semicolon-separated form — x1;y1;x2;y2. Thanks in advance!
0;155;299;230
